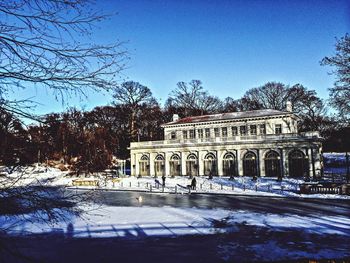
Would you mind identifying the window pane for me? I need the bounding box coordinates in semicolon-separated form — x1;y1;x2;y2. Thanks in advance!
189;130;195;139
222;127;227;137
205;128;210;138
275;124;282;134
198;129;203;138
171;131;176;139
259;124;266;134
231;127;238;136
240;126;247;135
182;130;188;139
250;125;257;135
214;128;220;137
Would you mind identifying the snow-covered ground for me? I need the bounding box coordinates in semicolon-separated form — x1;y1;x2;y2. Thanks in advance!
97;175;350;199
0;165;71;187
1;163;350;261
1;164;349;199
2;200;349;262
2;203;349;238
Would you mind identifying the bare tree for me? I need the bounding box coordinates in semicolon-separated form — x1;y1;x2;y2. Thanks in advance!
113;81;155;141
237;82;329;133
166;80;222;116
0;0;125;257
0;0;127;118
321;34;350;123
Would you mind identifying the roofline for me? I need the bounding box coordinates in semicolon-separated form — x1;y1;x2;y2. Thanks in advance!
161;110;298;128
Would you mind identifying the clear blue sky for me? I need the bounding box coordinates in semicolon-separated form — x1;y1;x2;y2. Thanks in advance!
9;0;350;116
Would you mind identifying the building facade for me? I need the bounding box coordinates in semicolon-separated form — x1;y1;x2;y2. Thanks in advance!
130;106;323;179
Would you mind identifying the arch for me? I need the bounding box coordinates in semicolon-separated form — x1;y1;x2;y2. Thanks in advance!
139;155;150;176
204;152;217;176
264;150;281;178
223;152;235;160
204;152;216;160
154;154;165;177
288;150;309;178
187;153;197;160
186;153;198;177
170;154;180;161
265;150;279;160
223;152;237;177
155;154;164;161
140;155;149;161
243;151;258;177
170;154;181;176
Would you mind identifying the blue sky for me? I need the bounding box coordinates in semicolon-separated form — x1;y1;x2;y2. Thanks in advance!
9;0;350;116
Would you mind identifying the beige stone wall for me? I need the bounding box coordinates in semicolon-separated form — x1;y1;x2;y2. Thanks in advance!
130;113;321;178
163;115;298;140
130;138;322;178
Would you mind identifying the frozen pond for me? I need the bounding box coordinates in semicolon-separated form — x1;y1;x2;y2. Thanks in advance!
73;189;350;217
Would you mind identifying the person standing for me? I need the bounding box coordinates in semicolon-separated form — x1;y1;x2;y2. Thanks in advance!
162;174;166;187
191;177;197;190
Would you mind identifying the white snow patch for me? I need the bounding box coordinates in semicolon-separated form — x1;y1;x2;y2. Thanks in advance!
1;204;349;238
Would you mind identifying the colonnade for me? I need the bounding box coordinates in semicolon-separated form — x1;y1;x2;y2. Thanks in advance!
132;147;322;178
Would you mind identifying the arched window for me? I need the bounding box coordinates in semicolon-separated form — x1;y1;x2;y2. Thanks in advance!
155;154;164;161
264;151;281;178
186;153;198;177
223;152;236;177
187;153;197;160
140;155;149;161
243;151;258;177
154;154;165;176
169;154;181;176
171;154;180;161
204;153;217;176
289;150;309;178
139;155;149;176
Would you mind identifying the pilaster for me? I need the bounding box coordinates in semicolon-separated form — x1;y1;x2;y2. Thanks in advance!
237;149;243;176
217;150;224;176
149;152;155;177
198;151;204;176
181;151;187;176
165;152;170;177
258;149;265;177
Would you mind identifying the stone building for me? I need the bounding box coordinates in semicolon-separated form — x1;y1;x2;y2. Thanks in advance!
129;105;323;178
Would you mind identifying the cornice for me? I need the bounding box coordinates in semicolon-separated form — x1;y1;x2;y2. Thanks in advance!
161;114;294;129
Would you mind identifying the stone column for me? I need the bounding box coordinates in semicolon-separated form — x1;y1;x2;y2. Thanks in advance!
198;151;204;176
306;148;313;178
165;152;170;177
149;152;155;177
279;148;284;178
131;155;134;176
283;148;288;177
234;149;239;177
314;146;322;178
310;147;316;179
257;149;263;177
237;149;243;177
259;149;265;177
134;153;139;177
217;150;223;176
181;151;187;176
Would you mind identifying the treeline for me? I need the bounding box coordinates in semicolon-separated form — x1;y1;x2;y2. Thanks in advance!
1;80;347;172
